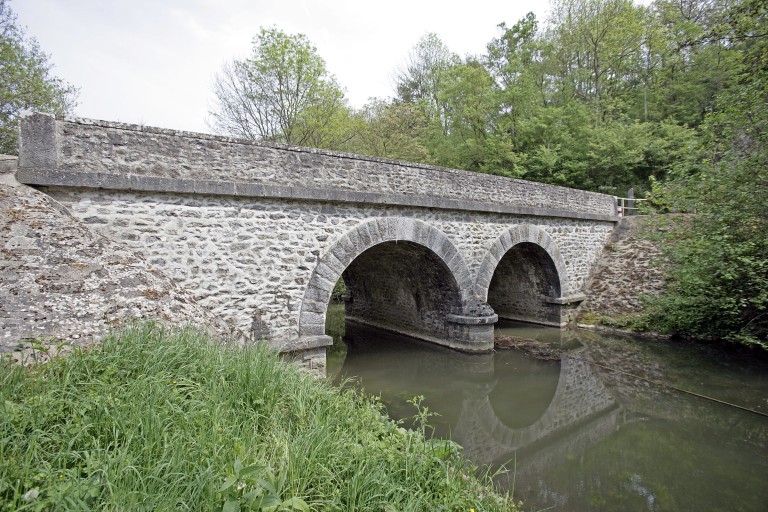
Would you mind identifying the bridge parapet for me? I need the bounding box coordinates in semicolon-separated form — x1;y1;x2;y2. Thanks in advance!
18;113;616;220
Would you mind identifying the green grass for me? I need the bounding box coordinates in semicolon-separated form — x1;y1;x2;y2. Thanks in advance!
0;323;518;511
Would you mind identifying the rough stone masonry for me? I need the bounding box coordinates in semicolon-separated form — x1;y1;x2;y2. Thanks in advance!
13;112;619;372
0;155;235;365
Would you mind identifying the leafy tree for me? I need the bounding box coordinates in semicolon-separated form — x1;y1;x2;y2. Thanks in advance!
352;98;429;162
584;120;701;193
476;3;708;192
649;0;738;126
209;27;354;149
486;12;541;90
645;0;768;348
393;33;458;134
548;0;649;127
515;102;594;186
0;0;77;155
486;13;550;153
429;60;518;175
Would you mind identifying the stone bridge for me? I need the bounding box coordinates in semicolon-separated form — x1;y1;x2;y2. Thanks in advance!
17;113;619;371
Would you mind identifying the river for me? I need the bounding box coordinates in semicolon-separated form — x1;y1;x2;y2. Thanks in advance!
325;303;768;511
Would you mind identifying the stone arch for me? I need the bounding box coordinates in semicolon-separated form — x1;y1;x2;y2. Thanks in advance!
475;224;570;300
474;224;574;326
298;217;476;342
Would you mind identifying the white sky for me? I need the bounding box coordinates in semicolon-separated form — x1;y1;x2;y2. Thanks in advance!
13;0;550;134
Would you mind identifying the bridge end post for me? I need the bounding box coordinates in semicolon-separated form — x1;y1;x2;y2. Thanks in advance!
445;316;497;352
18;112;57;171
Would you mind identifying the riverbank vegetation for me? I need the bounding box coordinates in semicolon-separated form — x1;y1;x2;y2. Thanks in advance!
641;0;767;348
0;323;518;511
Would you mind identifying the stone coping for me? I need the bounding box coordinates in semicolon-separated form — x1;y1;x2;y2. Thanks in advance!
447;313;499;325
543;294;588;305
275;335;333;353
50;114;456;171
17;167;618;222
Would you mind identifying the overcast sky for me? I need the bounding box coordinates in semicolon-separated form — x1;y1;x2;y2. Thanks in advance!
13;0;550;134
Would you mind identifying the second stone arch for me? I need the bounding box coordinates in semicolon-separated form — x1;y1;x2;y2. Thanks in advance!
475;224;583;327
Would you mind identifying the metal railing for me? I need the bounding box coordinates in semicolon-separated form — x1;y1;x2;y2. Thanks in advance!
615;196;647;217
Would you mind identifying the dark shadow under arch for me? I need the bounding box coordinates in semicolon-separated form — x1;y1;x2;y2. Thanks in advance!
343;240;462;342
475;225;573;326
488;242;563;325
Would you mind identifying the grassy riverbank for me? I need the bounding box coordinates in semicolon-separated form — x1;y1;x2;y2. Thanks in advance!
0;324;517;511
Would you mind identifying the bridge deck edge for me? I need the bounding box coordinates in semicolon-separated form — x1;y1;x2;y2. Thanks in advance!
17;168;619;223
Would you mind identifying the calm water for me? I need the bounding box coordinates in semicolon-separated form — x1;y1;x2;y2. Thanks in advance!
325;304;768;512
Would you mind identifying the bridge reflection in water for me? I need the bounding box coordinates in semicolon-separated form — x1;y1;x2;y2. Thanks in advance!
332;316;620;478
328;309;768;512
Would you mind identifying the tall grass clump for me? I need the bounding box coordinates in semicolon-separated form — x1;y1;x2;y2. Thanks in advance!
1;323;518;511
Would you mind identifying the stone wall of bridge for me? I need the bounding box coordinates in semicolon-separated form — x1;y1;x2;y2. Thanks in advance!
39;189;614;342
0;161;237;364
16;113;619;368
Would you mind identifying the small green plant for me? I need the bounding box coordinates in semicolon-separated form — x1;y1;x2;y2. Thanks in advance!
406;394;436;436
218;459;308;512
330;277;347;303
598;313;650;332
16;337;71;365
599;315;628;328
406;395;463;462
23;337;50;364
578;311;601;325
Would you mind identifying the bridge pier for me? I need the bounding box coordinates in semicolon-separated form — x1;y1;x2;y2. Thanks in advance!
444;299;499;351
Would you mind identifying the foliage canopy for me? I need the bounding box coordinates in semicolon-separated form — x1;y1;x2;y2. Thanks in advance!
209;27;355;150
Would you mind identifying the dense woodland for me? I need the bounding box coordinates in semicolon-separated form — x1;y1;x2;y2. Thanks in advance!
2;0;766;347
211;0;746;197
